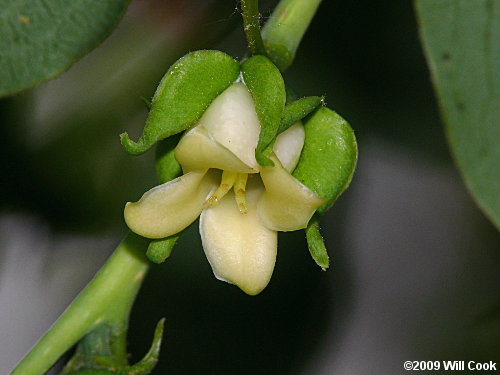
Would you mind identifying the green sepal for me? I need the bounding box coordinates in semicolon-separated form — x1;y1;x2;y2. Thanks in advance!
145;135;184;264
241;55;286;167
121;50;240;155
278;96;323;134
293;107;358;214
305;215;329;270
155;135;182;184
147;236;178;264
263;95;322;156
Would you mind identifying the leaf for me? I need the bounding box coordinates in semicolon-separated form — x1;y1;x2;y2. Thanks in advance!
305;215;329;270
241;55;286;166
121;50;240;155
293;107;358;215
0;0;131;97
415;0;500;228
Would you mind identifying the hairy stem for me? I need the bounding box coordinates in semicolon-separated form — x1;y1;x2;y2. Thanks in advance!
241;0;266;55
10;233;150;375
262;0;323;71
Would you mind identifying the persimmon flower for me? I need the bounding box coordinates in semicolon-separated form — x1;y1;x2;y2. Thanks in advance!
124;83;325;295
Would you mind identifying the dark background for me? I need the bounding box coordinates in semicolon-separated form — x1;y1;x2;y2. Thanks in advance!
1;1;499;374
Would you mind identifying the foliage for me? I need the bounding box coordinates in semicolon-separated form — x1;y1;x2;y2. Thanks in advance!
0;0;131;96
416;0;500;228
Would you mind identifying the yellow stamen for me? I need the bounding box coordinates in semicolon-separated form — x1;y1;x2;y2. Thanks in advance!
205;171;237;206
234;173;249;214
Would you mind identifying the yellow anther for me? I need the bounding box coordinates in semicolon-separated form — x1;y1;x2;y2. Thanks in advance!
205;171;237;206
234;173;249;214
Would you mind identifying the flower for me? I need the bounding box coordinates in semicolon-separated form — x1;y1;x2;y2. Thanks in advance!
124;83;325;295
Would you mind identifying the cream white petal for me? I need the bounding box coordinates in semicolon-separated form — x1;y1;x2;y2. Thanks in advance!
197;82;260;169
273;121;305;172
200;177;277;295
258;156;325;231
175;126;257;174
124;170;217;239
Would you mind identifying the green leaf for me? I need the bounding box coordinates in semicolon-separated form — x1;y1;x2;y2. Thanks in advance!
241;55;286;166
121;50;240;155
278;96;323;134
293;107;358;214
415;0;500;228
305;215;329;270
0;0;131;97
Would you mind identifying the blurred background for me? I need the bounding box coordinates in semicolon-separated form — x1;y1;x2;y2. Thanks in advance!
1;0;499;374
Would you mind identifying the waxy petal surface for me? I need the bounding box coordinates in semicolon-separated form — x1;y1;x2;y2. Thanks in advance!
198;83;260;169
273;121;305;172
175;126;256;173
258;157;325;231
125;171;217;239
200;178;277;295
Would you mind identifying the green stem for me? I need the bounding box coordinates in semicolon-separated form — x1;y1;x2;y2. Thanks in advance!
262;0;323;71
241;0;266;56
10;233;150;375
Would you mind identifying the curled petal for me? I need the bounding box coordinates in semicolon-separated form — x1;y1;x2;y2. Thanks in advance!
200;178;277;295
125;170;217;239
273;121;305;172
258;156;325;231
175;126;257;173
198;83;260;169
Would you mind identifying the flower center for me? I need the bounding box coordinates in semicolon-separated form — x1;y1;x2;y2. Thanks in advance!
205;171;248;214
